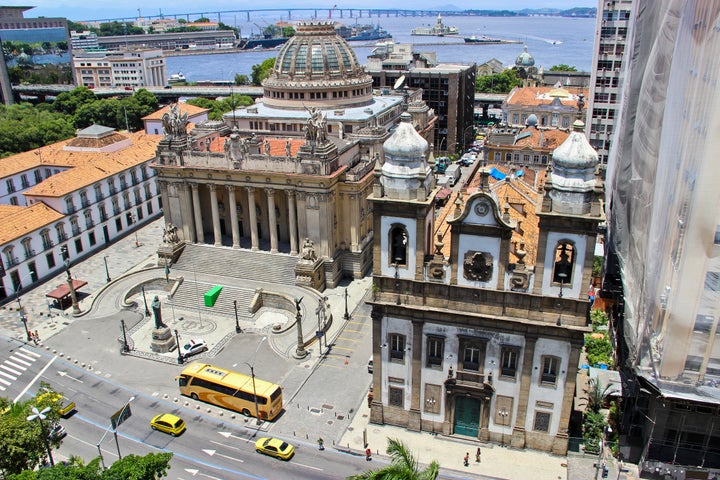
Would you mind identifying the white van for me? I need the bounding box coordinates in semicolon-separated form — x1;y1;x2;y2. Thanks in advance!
367;356;374;373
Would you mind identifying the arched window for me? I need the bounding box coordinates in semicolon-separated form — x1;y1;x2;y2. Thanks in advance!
552;242;575;284
389;225;408;266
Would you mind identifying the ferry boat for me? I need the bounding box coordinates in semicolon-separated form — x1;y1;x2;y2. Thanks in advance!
346;24;392;42
167;72;186;83
464;36;521;44
411;13;459;36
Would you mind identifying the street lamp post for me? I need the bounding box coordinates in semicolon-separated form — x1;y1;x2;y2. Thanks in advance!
293;297;308;359
499;408;509;447
233;300;242;333
103;256;111;283
120;319;130;352
243;336;267;425
60;246;81;315
141;286;150;317
27;406;54;466
174;329;183;364
343;288;350;320
20;314;32;342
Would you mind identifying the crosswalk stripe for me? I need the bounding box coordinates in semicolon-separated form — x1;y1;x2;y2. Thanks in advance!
5;361;26;371
0;385;5;391
14;352;36;362
10;357;31;367
0;370;16;380
19;347;40;358
0;377;10;386
0;364;22;376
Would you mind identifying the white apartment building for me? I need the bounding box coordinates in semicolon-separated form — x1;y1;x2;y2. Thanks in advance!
0;125;162;303
73;49;167;88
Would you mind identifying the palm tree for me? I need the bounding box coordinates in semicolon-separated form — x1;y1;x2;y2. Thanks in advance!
348;438;440;480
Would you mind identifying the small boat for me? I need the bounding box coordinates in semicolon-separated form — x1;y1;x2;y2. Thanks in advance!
168;72;186;83
412;13;459;36
464;36;511;44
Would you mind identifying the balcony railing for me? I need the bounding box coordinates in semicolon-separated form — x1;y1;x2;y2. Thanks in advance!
6;256;20;267
85;220;94;229
42;240;54;250
71;227;81;236
109;186;117;195
67;205;76;214
57;232;67;241
80;199;90;208
456;370;485;384
23;249;36;259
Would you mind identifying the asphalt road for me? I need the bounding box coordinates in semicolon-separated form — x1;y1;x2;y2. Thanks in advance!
0;335;371;479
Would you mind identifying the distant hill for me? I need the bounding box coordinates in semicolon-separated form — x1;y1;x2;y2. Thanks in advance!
444;8;596;18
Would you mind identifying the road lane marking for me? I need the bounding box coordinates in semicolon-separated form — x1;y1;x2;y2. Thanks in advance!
0;364;21;376
0;370;16;380
18;347;40;357
9;356;32;367
317;363;347;369
14;355;56;404
0;377;11;385
5;361;26;371
202;449;244;463
294;461;323;471
331;346;354;351
14;352;37;362
336;337;360;342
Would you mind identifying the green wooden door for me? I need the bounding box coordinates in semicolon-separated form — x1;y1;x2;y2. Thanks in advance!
454;396;480;437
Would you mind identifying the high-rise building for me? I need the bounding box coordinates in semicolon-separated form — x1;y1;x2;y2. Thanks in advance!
72;49;168;88
365;42;476;155
604;1;720;471
586;0;633;167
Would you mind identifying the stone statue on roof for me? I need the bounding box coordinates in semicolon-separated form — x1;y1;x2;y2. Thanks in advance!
161;103;188;138
304;106;328;144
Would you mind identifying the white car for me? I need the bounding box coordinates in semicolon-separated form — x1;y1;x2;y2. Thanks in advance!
180;338;208;358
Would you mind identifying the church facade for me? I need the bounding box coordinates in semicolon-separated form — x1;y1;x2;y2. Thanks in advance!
368;114;604;454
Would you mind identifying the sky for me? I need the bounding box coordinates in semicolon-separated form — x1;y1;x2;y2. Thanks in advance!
3;1;598;22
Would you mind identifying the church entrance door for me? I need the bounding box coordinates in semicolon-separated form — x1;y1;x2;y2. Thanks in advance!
454;396;481;437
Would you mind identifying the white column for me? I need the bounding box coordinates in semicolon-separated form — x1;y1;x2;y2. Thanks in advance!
227;185;240;248
267;188;278;253
287;191;298;255
209;184;222;246
247;187;259;251
191;183;204;244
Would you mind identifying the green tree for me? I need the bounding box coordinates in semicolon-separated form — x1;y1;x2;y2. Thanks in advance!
194;17;210;23
6;452;172;479
549;64;577;71
234;74;250;85
251;57;276;86
53;87;97;116
132;88;159;115
0;104;75;157
186;95;253;121
348;438;439;480
475;69;522;93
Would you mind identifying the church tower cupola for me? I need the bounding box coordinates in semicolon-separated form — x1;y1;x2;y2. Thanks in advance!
380;113;433;201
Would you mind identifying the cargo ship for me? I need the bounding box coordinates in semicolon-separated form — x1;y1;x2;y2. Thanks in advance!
464;36;521;44
411;13;459;36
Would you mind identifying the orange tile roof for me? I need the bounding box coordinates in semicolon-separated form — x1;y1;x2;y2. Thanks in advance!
505;86;588;108
0;202;64;245
22;130;159;198
207;136;306;157
434;164;542;265
513;127;569;150
141;103;209;121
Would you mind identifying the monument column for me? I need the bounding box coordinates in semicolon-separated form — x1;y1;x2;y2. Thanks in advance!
296;191;308;242
266;188;278;253
287;191;298;255
511;335;537;449
247;186;259;251
209;184;222;246
227;185;240;248
191;183;204;244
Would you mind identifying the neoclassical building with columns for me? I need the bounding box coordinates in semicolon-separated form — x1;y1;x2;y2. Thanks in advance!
152;23;435;287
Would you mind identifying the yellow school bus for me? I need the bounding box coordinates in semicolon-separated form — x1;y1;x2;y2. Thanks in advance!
177;362;283;421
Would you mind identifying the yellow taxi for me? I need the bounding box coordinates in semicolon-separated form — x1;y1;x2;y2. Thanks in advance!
149;413;186;436
37;392;76;418
255;437;295;460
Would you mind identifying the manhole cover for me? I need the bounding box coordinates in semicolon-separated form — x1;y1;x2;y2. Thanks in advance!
326;420;334;425
322;404;333;410
336;415;344;421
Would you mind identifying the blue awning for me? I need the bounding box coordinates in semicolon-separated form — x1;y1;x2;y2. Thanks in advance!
489;167;506;180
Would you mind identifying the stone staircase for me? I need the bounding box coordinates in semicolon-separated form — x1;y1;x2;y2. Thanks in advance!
170;244;300;318
173;244;298;285
171;282;256;320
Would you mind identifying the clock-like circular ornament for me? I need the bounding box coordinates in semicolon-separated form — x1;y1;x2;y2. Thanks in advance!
475;200;490;216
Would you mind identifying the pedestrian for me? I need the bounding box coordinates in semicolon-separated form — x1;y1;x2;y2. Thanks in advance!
365;447;372;461
464;452;469;467
33;330;40;344
318;437;324;451
476;447;481;463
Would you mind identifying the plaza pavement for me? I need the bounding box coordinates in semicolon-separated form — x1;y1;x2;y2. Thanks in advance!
0;217;640;480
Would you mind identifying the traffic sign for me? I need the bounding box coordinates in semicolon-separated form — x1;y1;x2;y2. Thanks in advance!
110;404;132;430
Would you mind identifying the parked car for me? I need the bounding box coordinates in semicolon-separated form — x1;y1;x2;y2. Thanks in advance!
255;437;295;460
180;338;208;358
48;423;66;441
150;413;186;436
367;356;374;373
